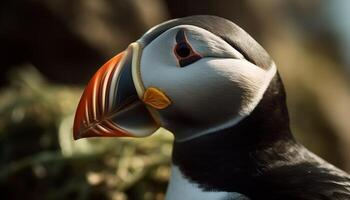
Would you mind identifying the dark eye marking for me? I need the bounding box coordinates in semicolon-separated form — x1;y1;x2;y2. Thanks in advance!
174;29;202;67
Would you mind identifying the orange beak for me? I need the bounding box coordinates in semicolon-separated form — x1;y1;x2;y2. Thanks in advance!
73;43;160;140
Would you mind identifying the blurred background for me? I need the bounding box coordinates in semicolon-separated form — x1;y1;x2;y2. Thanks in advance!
0;0;350;199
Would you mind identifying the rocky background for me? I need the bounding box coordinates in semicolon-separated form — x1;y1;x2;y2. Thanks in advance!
1;0;350;199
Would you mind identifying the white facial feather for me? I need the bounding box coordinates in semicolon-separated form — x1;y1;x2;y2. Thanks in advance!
139;25;276;141
213;59;277;115
185;26;245;59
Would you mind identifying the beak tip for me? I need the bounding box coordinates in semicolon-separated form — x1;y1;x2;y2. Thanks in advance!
73;133;81;140
73;125;82;140
73;114;86;140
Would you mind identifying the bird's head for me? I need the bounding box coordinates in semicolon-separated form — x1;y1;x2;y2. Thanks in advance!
73;15;277;141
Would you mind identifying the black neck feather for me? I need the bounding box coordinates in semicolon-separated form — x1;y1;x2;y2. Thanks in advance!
172;73;296;193
172;73;350;199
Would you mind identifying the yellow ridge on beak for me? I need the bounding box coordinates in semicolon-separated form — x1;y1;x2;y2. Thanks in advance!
142;87;171;109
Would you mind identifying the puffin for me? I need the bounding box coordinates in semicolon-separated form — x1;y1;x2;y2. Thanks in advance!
73;15;350;200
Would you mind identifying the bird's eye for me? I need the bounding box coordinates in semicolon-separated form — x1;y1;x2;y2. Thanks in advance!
174;29;202;67
175;43;191;58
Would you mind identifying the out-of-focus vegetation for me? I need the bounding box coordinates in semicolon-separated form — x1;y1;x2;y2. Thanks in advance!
0;66;173;200
1;0;350;199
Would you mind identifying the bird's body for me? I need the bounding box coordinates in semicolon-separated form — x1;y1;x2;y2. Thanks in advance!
171;75;350;200
73;15;350;199
172;138;350;200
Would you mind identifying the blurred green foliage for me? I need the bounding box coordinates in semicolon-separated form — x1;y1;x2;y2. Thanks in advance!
0;66;173;200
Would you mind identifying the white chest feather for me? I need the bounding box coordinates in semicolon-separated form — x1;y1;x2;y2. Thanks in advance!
165;165;248;200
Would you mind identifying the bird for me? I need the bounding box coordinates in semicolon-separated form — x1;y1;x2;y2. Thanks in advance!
73;15;350;200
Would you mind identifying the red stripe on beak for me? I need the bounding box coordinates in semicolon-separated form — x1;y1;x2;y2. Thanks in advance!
73;52;130;140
